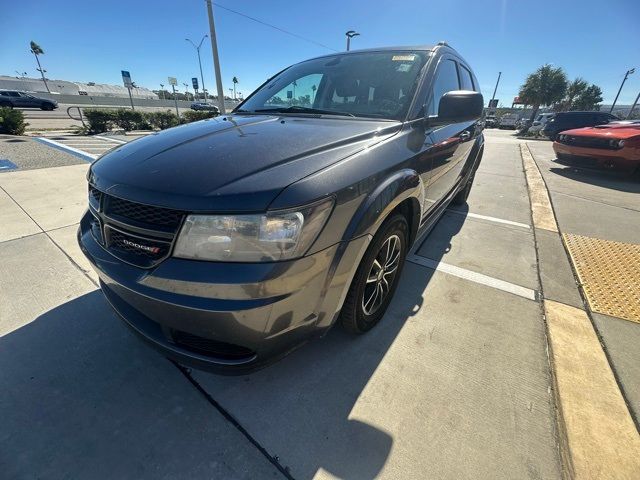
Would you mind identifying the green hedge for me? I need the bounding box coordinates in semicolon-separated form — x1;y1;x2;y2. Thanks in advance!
0;107;28;135
181;110;218;123
82;108;217;134
146;111;179;130
84;109;115;134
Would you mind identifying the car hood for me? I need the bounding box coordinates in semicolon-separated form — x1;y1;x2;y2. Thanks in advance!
89;114;400;211
560;125;640;139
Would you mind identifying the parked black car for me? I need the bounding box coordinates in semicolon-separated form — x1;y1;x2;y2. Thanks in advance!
0;90;58;110
542;111;618;140
78;43;484;373
190;102;220;112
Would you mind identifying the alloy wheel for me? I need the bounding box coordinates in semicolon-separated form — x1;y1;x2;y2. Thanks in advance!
362;234;401;316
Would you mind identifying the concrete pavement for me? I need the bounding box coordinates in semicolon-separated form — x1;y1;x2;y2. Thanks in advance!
1;129;637;479
526;140;640;426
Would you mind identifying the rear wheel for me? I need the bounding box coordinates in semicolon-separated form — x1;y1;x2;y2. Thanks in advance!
340;213;408;334
0;102;13;109
41;103;54;111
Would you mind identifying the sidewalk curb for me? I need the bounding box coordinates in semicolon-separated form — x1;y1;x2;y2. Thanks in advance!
521;143;640;479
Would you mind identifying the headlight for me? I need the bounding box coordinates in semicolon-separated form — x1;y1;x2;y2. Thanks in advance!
618;139;625;148
173;198;333;262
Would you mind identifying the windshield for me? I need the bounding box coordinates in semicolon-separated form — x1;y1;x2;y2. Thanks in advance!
237;51;428;120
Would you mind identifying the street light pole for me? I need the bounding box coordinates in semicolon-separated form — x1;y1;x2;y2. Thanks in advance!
159;84;165;100
610;68;635;113
205;0;226;114
490;71;501;108
345;30;360;51
185;35;209;103
627;90;640;119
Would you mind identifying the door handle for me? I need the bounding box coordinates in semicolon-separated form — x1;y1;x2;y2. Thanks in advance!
459;131;471;141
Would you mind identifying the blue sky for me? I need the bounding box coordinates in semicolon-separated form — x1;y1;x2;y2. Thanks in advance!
1;0;639;106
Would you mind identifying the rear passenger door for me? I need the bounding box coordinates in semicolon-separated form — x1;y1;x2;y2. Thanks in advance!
422;57;475;208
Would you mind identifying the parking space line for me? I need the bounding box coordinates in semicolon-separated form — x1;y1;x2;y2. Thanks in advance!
95;136;128;144
406;254;537;301
446;208;531;229
35;138;97;161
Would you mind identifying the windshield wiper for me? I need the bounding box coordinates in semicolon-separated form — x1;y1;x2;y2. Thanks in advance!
253;106;356;117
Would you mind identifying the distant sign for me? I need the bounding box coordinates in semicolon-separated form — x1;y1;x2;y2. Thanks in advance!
488;99;499;109
168;76;178;86
287;90;293;99
513;96;523;105
192;77;199;90
121;70;133;88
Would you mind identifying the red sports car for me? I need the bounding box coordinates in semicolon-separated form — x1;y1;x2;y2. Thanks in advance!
552;121;640;172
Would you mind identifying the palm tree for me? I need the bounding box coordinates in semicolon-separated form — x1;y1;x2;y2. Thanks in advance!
518;64;567;127
30;41;50;93
232;76;239;100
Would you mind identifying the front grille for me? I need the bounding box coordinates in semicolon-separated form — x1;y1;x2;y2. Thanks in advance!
170;329;256;360
89;185;183;268
89;185;102;211
108;228;170;258
107;196;184;231
560;136;619;150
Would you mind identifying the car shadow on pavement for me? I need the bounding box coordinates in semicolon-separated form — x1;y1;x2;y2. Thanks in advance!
0;210;465;480
0;291;279;479
188;207;467;479
550;160;640;193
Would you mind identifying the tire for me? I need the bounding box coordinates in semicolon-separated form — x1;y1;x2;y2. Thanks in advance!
41;103;54;111
340;213;408;334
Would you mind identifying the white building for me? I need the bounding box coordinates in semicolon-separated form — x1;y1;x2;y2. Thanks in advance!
0;75;158;99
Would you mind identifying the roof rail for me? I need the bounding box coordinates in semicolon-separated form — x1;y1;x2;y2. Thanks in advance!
437;41;449;46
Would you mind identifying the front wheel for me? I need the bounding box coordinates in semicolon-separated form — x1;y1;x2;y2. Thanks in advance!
340;213;408;334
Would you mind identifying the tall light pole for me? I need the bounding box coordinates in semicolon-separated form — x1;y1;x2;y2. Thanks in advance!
345;30;360;51
489;71;501;110
159;84;165;100
183;82;191;100
185;34;209;103
610;68;635;113
627;90;640;119
205;0;226;114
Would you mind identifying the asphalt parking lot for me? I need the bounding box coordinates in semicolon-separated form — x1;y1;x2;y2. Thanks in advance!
1;129;638;479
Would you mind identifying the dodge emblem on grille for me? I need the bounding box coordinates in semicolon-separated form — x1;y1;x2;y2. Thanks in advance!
122;238;160;254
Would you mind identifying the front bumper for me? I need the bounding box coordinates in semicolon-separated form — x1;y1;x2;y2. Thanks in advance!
78;210;369;373
552;142;640;170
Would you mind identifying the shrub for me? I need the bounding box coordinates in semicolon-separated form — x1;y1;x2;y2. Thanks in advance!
0;107;28;135
114;109;150;131
181;110;218;123
84;109;114;134
146;110;179;130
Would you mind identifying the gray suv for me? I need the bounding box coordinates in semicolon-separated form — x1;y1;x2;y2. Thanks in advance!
78;43;484;373
0;90;58;110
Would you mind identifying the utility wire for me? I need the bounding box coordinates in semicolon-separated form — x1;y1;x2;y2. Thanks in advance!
213;2;339;52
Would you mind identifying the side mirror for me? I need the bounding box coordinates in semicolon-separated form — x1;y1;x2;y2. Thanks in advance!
427;90;484;126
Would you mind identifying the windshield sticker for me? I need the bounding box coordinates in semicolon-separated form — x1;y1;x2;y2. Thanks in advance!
392;55;416;61
396;64;412;72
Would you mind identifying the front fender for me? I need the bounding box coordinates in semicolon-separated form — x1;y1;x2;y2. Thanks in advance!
343;168;423;242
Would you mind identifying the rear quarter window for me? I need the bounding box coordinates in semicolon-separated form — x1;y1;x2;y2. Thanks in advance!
458;64;475;91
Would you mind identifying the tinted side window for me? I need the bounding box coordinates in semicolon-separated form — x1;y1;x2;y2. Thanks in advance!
427;59;460;115
459;64;475;91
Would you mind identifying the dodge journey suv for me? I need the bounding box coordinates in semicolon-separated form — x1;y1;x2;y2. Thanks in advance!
78;43;484;373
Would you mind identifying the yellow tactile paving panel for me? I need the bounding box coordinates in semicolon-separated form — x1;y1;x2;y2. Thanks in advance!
563;233;640;323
